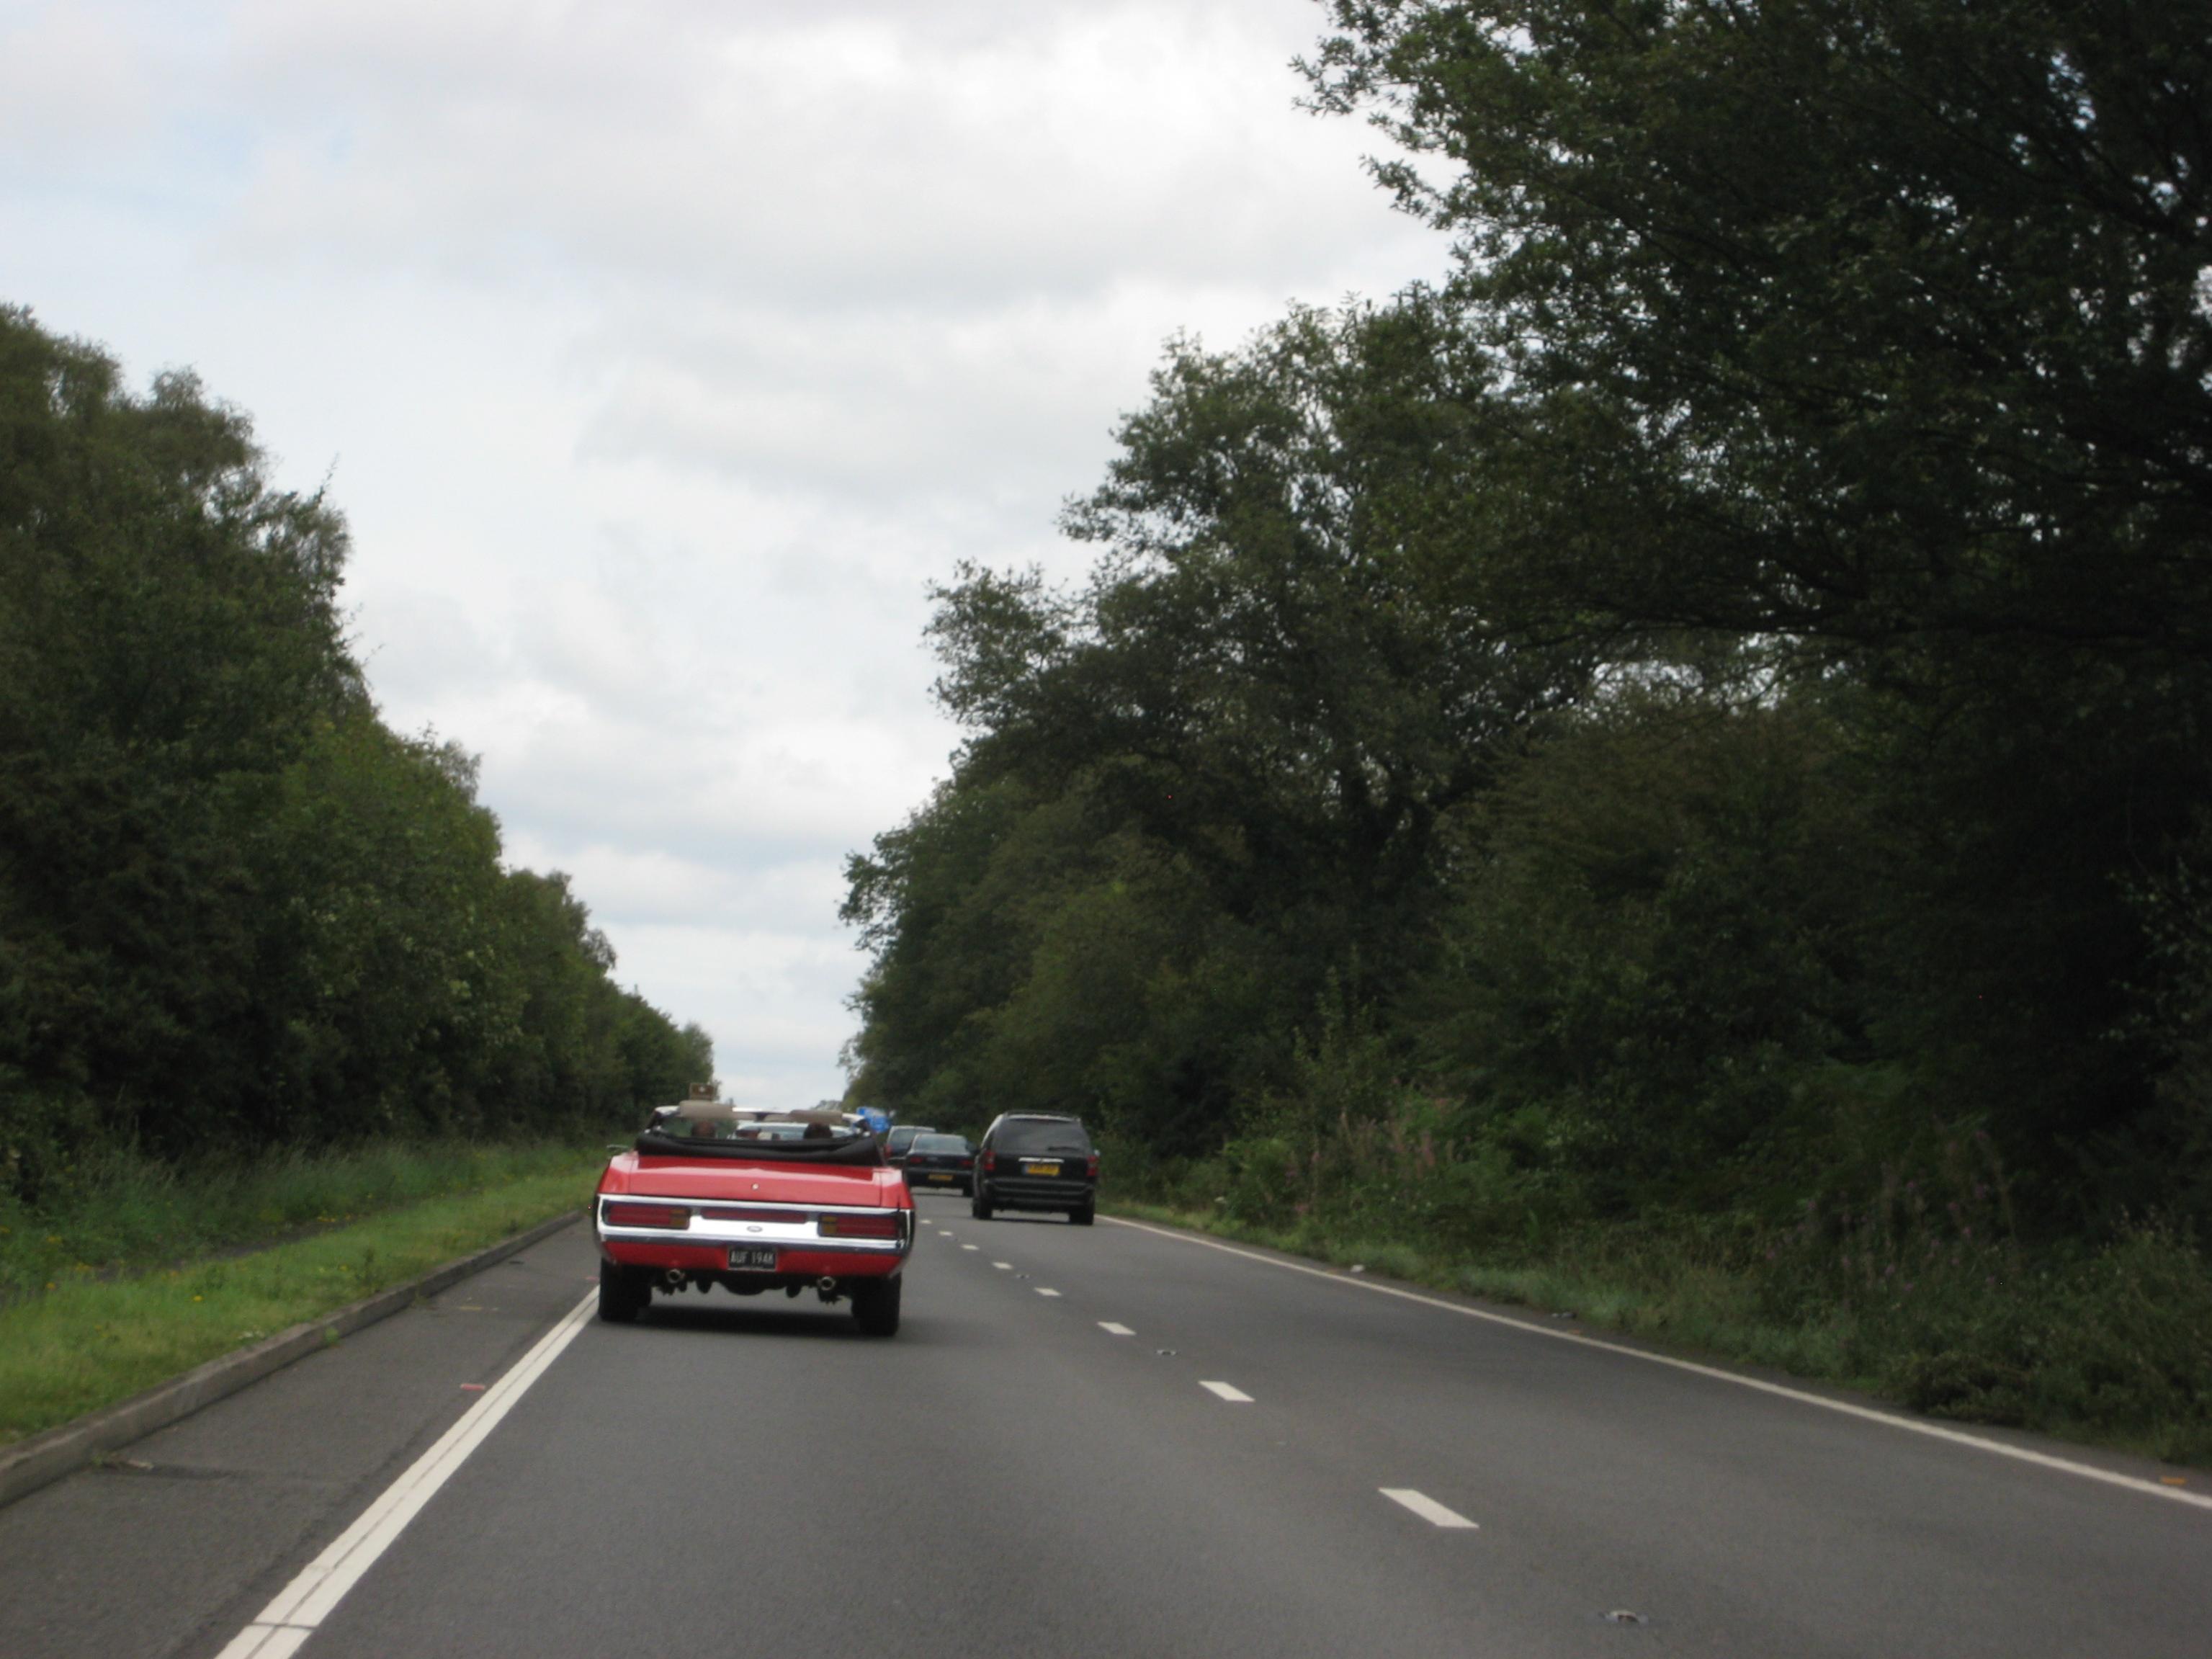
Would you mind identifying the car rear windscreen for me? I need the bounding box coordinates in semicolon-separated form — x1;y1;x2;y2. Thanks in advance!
995;1119;1090;1155
912;1134;970;1153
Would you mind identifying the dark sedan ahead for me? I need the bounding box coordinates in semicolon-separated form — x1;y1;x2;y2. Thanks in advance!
884;1123;936;1165
900;1132;975;1194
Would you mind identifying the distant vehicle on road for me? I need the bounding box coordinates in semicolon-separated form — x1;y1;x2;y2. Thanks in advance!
901;1132;975;1194
594;1101;913;1335
972;1114;1097;1225
884;1123;936;1166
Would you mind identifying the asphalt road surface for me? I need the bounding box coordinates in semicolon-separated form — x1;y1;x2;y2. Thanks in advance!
3;1199;2207;1658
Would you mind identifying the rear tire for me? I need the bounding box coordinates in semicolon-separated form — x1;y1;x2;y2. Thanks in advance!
972;1186;994;1220
597;1258;647;1323
852;1275;903;1337
1070;1201;1095;1226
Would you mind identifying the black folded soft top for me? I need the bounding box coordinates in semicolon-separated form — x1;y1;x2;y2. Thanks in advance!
632;1127;886;1165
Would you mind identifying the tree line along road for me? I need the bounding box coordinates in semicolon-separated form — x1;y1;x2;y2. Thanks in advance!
1;1203;2205;1658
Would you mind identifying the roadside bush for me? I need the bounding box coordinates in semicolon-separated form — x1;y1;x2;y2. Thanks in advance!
0;1137;605;1300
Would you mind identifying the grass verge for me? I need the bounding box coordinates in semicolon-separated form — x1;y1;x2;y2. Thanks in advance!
1103;1197;2212;1470
0;1155;599;1449
0;1140;606;1298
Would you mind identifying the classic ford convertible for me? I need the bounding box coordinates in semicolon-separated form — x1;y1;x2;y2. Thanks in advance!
594;1101;914;1336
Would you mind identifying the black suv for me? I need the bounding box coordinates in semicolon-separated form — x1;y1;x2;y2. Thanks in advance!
972;1114;1096;1225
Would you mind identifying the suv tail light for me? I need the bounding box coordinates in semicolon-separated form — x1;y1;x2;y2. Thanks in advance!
819;1211;903;1239
1086;1152;1099;1179
604;1202;691;1230
983;1149;996;1173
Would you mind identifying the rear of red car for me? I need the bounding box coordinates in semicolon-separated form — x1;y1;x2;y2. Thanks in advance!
594;1106;913;1335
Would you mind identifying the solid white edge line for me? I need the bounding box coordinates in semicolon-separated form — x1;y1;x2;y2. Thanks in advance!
1200;1379;1254;1403
1035;1287;1062;1297
1381;1487;1479;1529
1099;1322;1134;1336
1103;1217;2212;1514
213;1291;599;1658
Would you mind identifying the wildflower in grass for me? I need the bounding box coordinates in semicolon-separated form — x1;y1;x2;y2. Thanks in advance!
192;1295;202;1302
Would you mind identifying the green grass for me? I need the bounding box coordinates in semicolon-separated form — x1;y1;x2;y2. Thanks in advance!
0;1140;606;1299
1104;1197;2212;1469
0;1156;600;1448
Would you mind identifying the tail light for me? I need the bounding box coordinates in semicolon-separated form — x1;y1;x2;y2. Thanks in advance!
819;1211;903;1239
983;1150;996;1173
1086;1152;1100;1179
604;1202;691;1230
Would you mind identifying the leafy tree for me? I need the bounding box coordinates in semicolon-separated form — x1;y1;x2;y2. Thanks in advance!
0;306;358;1163
846;1;2212;1243
937;300;1591;980
1305;1;2212;1211
851;300;1591;1148
1409;684;1877;1214
1304;0;2212;663
0;307;708;1197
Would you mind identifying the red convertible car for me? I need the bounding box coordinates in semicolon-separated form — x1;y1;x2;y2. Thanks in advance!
594;1102;913;1336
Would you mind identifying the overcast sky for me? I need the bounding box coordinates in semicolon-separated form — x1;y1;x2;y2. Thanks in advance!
0;0;1440;1105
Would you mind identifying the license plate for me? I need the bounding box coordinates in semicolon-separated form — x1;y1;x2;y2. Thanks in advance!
927;1173;953;1183
727;1246;778;1271
1026;1162;1061;1177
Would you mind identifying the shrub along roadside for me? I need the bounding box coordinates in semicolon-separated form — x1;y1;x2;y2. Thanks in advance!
0;1155;601;1448
0;1140;606;1301
1101;1194;2212;1470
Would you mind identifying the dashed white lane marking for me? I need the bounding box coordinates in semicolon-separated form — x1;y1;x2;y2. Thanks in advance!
1099;1322;1134;1336
1103;1217;2212;1514
993;1261;1013;1270
1036;1287;1062;1298
962;1244;979;1252
1381;1488;1479;1529
214;1291;597;1659
1200;1380;1254;1403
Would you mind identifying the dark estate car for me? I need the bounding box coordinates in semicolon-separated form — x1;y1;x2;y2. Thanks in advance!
900;1132;975;1194
971;1114;1097;1225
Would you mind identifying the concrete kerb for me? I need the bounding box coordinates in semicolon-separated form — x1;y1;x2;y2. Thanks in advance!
0;1207;585;1512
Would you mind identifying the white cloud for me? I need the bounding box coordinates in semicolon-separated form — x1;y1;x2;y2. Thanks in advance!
0;3;158;167
0;0;1442;1104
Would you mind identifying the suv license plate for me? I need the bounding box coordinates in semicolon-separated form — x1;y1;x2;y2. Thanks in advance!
727;1246;778;1271
1026;1162;1061;1177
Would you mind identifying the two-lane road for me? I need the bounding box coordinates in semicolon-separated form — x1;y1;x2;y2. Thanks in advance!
6;1201;2208;1657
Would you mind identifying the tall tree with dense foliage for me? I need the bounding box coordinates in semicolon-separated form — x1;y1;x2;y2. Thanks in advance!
1304;0;2212;658
848;0;2212;1237
1302;0;2212;1209
0;307;709;1199
849;301;1592;1145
